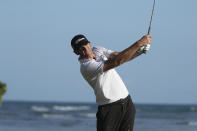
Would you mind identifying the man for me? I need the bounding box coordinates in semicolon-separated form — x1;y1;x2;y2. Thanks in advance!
71;34;151;131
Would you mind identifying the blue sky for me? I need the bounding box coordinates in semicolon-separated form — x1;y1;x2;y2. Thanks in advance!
0;0;197;104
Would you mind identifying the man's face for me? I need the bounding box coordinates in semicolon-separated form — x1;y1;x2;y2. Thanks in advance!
73;43;93;57
80;43;93;57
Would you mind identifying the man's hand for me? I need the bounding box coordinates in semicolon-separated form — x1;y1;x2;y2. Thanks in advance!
137;35;152;47
137;35;152;54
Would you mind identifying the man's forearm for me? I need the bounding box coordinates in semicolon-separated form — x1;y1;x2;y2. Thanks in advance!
109;50;141;62
129;51;143;61
112;41;142;66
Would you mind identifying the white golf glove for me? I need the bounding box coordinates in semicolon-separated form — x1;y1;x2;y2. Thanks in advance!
143;44;151;51
137;44;151;54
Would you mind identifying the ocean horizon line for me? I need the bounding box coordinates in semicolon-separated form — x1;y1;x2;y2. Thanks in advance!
2;99;197;106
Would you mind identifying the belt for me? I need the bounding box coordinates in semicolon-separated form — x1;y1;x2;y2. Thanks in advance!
98;95;131;109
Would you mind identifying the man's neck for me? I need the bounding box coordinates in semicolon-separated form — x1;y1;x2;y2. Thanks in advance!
79;52;96;60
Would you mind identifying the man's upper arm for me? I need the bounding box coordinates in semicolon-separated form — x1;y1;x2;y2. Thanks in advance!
93;47;120;72
108;52;120;59
103;52;120;72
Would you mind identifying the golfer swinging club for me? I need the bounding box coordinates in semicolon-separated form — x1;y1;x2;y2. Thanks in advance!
71;34;151;131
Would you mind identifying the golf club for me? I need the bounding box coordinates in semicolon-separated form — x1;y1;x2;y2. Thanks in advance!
138;0;156;54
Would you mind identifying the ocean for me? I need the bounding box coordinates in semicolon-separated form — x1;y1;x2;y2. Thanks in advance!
0;101;197;131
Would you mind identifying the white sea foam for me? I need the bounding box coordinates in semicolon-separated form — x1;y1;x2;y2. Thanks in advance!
31;106;50;112
188;121;197;126
177;121;197;126
190;107;197;112
53;105;90;111
79;113;96;118
42;113;72;119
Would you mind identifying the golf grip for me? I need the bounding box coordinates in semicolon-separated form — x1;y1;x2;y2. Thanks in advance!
137;24;151;54
137;18;151;54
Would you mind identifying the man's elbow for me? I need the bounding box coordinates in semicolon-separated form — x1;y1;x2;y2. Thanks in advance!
103;57;125;72
109;52;120;59
114;59;124;67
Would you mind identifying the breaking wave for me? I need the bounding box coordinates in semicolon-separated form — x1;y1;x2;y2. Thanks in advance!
188;121;197;126
31;106;50;112
42;113;72;119
177;121;197;126
53;105;90;111
42;113;95;119
190;107;197;112
79;113;96;118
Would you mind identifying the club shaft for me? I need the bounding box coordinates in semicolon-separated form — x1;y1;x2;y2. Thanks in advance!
148;0;156;35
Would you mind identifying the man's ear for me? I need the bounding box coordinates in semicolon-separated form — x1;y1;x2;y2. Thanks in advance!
80;47;86;55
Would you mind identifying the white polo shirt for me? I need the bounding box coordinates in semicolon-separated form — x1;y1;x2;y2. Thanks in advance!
79;46;129;105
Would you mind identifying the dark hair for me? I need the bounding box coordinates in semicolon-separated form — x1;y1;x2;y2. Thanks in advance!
71;34;90;51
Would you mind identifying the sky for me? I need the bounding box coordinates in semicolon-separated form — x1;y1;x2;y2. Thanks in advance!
0;0;197;104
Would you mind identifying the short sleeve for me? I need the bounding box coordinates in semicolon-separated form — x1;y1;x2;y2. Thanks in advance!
81;60;104;77
93;46;113;58
103;48;113;58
